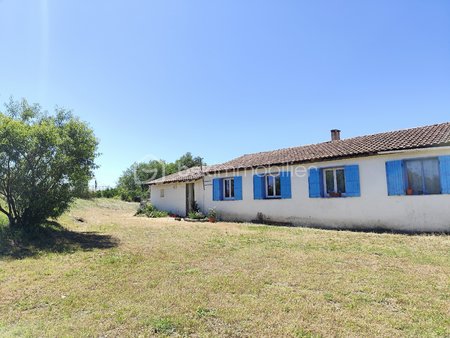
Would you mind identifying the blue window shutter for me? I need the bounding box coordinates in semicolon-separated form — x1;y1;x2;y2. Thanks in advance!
280;171;292;199
385;160;406;196
439;156;450;194
344;165;361;197
253;175;265;200
234;176;243;200
308;168;323;198
212;178;223;201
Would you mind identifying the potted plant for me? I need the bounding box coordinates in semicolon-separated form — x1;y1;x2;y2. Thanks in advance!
406;187;414;195
208;208;217;223
329;192;342;198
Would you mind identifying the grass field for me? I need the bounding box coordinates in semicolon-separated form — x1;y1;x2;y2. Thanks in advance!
0;199;449;337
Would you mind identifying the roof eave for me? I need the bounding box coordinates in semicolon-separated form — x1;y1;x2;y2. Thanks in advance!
205;143;450;175
148;177;203;186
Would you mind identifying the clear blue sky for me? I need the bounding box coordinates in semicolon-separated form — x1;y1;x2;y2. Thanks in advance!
1;0;449;187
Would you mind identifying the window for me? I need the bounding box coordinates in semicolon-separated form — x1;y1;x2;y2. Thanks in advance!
253;172;292;200
223;178;235;199
160;189;165;198
324;168;346;197
405;158;440;195
266;174;281;198
309;165;360;199
213;177;243;201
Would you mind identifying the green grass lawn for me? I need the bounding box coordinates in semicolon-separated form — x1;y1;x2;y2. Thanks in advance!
0;199;449;337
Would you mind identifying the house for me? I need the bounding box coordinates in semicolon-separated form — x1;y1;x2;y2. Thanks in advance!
148;123;450;232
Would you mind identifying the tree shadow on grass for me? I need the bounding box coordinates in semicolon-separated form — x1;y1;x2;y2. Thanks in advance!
0;221;119;259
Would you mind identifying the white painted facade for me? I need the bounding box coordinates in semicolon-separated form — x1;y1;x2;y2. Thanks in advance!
150;147;450;232
150;180;206;217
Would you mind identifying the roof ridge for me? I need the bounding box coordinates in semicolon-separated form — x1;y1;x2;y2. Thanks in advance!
226;122;450;159
150;122;450;183
336;121;450;143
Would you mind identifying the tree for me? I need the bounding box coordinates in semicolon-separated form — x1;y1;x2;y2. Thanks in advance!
116;153;204;202
0;98;98;228
174;152;203;171
117;160;173;202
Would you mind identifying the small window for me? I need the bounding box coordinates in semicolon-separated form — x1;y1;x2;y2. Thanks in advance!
324;168;346;197
266;174;281;198
160;189;165;198
405;158;441;195
223;178;235;199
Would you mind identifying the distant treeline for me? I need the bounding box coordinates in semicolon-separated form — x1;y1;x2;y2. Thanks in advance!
94;152;204;202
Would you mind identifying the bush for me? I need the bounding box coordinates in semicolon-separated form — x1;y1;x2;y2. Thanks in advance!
188;211;206;220
95;188;119;199
117;186;144;202
135;203;168;218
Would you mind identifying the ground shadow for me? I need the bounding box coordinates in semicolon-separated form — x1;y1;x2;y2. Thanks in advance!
250;220;450;236
0;221;119;259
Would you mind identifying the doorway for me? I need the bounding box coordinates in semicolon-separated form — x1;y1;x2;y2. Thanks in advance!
186;183;195;216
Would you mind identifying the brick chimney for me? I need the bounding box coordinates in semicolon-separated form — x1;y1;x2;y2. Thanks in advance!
331;129;341;141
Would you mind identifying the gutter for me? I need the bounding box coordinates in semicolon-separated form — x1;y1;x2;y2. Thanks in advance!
377;145;450;155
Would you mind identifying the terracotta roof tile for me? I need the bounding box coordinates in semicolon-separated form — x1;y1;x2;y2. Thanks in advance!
211;122;450;171
147;165;221;185
147;166;206;185
149;122;450;184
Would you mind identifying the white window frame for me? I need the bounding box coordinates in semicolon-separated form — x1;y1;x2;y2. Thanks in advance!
223;178;235;200
265;174;281;198
323;167;346;197
405;157;441;195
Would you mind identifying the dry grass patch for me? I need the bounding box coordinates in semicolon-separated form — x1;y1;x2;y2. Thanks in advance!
0;199;449;337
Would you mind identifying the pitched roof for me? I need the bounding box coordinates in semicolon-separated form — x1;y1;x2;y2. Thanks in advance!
147;166;215;185
148;122;450;185
211;122;450;172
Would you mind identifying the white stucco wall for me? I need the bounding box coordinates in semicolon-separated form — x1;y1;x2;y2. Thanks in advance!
150;180;205;217
150;182;186;216
151;147;450;232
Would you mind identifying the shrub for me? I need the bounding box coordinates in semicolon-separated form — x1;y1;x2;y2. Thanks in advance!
94;188;119;199
188;211;206;220
135;203;168;218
